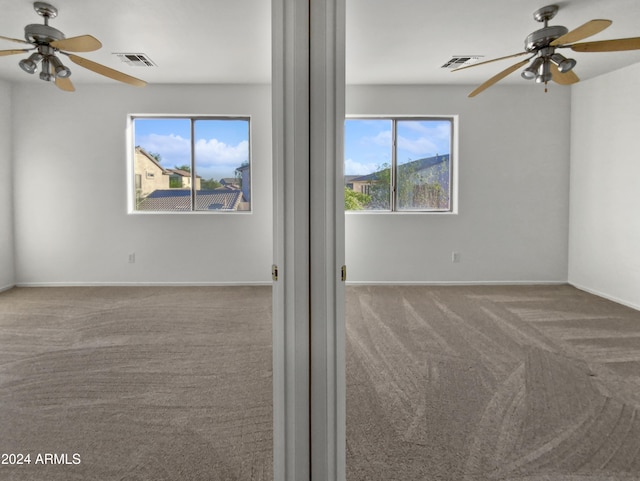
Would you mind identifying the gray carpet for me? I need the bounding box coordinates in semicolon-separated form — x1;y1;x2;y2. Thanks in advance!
346;285;640;481
0;286;273;481
1;285;640;480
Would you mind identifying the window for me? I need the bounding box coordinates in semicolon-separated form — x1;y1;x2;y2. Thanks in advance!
130;116;251;212
344;117;454;212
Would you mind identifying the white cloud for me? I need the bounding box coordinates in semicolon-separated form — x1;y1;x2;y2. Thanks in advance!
344;158;380;176
368;130;392;147
401;121;450;138
397;121;450;156
397;135;440;155
195;138;249;167
138;133;191;165
137;134;249;179
362;126;449;157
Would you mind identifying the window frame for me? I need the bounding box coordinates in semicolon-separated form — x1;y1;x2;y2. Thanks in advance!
344;115;457;214
127;114;252;214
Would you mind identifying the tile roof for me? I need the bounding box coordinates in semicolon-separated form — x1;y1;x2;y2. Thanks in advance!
409;154;449;171
167;168;191;177
348;154;449;182
137;189;244;211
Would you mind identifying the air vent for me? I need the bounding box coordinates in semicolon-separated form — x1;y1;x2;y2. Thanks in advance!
114;53;156;67
441;56;482;69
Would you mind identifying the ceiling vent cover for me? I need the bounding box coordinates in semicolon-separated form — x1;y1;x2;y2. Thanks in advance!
114;53;156;67
441;56;482;68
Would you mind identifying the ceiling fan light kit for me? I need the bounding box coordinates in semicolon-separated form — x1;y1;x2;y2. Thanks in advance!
18;52;43;74
551;53;576;73
0;2;147;92
535;57;553;84
521;56;544;80
49;54;70;78
453;4;640;97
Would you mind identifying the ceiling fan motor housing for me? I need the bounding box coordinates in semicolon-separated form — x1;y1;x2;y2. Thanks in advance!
25;2;65;45
525;25;568;52
24;24;65;44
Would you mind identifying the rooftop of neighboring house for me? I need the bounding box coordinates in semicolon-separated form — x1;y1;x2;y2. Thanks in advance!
344;175;361;184
409;154;449;172
136;146;166;172
136;147;201;178
347;154;450;182
167;168;191;177
220;178;240;188
137;189;245;211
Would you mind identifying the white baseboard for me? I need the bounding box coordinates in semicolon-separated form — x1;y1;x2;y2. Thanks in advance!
16;281;273;288
569;282;640;312
10;281;637;312
345;280;567;286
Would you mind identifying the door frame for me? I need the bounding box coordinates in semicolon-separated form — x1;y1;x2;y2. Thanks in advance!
271;0;346;479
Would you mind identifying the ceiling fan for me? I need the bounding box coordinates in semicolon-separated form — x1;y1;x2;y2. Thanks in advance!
0;1;146;92
453;4;640;97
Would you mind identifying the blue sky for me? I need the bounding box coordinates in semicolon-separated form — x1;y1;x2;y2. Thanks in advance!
134;117;450;180
344;119;451;175
134;118;249;181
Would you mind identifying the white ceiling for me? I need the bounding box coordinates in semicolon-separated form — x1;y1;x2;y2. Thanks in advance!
1;0;640;90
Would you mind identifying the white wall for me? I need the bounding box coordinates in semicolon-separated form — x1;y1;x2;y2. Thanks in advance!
9;82;574;286
12;83;272;285
569;63;640;310
0;80;15;290
345;85;571;283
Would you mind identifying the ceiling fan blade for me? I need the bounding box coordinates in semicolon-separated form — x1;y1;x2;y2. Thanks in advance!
67;54;147;87
55;77;75;92
550;19;612;47
0;34;30;45
0;48;30;57
50;35;102;53
569;37;640;52
468;59;530;98
550;64;579;85
451;52;529;72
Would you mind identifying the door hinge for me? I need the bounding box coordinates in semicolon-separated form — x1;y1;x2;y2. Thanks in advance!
272;264;279;282
341;265;347;282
